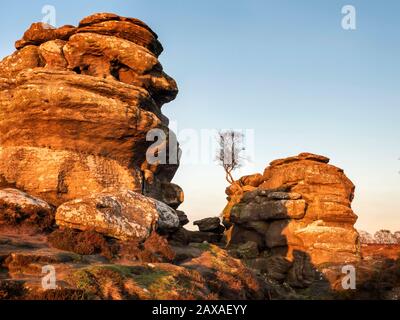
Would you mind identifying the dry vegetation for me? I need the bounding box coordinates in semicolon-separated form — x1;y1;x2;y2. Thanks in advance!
48;229;118;259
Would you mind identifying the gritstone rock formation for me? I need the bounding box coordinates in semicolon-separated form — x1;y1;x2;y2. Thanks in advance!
223;153;361;286
3;13;394;301
0;13;270;300
0;12;181;210
0;13;185;240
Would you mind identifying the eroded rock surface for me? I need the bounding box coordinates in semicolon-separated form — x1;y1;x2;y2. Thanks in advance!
56;190;179;241
0;13;181;209
223;153;361;288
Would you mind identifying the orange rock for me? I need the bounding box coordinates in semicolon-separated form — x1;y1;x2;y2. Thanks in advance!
0;69;163;166
0;45;42;78
64;32;158;76
0;146;142;206
77;20;163;56
39;40;67;69
78;13;157;38
239;173;264;187
19;22;58;46
224;153;360;265
0;13;184;227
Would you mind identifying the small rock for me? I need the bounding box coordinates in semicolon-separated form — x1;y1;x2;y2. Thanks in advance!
193;217;225;234
168;227;189;245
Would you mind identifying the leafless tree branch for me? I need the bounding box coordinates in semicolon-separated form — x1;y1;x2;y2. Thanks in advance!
216;130;245;185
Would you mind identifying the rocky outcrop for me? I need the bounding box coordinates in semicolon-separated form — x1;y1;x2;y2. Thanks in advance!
0;13;263;300
223;153;360;287
4;13;391;300
0;13;181;210
0;13;272;300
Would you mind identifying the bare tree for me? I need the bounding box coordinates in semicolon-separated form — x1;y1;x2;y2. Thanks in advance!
216;130;245;185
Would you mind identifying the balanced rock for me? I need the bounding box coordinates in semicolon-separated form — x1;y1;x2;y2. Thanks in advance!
55;190;179;241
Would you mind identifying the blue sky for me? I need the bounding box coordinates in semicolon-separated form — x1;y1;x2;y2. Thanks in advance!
0;0;399;233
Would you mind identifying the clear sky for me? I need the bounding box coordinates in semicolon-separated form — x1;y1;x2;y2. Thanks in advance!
0;0;399;233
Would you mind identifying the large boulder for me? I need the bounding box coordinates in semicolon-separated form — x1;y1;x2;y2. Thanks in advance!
55;190;179;241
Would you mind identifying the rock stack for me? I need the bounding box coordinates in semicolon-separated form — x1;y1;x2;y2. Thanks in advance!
0;13;183;241
223;153;360;285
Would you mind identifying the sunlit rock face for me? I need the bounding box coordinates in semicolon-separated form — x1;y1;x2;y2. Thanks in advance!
224;153;360;268
55;189;180;241
0;13;181;209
